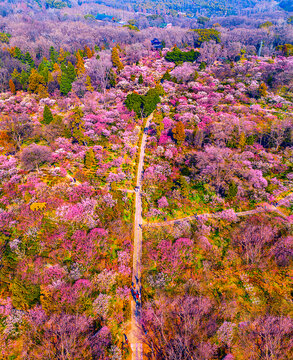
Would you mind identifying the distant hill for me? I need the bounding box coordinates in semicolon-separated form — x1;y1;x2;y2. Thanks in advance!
6;0;290;16
76;0;280;17
23;0;72;9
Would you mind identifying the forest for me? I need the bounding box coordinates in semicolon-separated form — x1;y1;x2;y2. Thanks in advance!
0;0;292;359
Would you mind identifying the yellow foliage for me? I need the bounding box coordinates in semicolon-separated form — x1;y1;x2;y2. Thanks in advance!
28;69;46;95
238;132;246;150
37;84;49;98
12;68;20;80
47;71;54;83
76;51;85;75
40;285;59;314
111;46;124;71
53;63;62;84
57;47;66;62
30;202;47;212
85;75;94;91
259;82;268;97
84;45;94;58
8;46;16;56
0;130;14;151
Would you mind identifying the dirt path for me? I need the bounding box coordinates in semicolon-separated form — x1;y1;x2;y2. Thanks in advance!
130;114;153;360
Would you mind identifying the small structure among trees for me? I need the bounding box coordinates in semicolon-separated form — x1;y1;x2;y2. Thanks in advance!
151;38;163;50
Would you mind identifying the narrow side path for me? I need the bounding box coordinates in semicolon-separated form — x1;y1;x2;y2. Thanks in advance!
144;202;291;228
131;113;153;360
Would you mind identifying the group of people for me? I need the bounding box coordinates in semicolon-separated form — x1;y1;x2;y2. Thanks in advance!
131;275;141;305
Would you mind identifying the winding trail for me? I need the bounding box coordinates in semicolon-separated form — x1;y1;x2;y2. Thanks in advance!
131;113;153;360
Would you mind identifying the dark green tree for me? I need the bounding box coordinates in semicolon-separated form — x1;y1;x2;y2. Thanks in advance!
162;70;171;81
49;46;58;63
14;47;23;60
42;105;54;125
24;51;34;68
66;61;76;82
60;72;72;95
199;62;207;70
125;86;163;117
19;70;29;90
125;93;143;116
143;88;161;116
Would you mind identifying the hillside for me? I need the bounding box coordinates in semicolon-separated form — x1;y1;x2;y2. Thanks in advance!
3;0;289;17
0;35;292;357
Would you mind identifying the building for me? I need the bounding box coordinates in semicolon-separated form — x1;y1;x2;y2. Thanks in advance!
151;38;163;50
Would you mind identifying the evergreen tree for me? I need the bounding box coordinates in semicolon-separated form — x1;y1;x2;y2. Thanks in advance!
49;46;57;63
60;72;72;95
125;93;143;116
19;70;29;90
125;86;162;117
14;47;23;60
39;66;49;83
11;68;20;80
24;51;34;68
143;87;162;116
42;105;54;125
66;62;76;82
